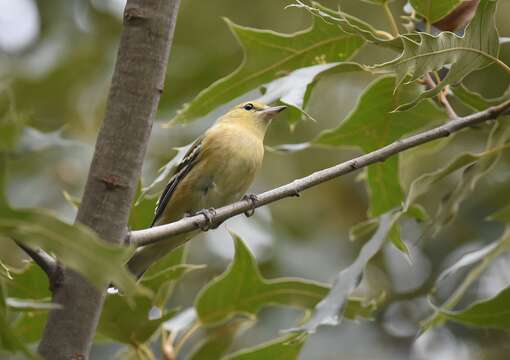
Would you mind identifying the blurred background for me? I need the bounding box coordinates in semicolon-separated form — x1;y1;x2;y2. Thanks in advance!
1;0;510;359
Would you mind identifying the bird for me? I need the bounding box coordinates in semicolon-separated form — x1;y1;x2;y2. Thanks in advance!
126;101;286;278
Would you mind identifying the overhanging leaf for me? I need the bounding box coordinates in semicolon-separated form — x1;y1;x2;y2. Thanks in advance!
170;16;364;124
0;207;142;297
314;76;446;216
291;212;397;333
373;0;500;111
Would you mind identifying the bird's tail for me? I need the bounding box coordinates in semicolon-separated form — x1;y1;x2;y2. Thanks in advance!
126;232;195;279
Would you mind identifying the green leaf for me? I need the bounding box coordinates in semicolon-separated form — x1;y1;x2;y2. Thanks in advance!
436;241;501;285
195;232;329;325
404;121;510;224
0;311;40;360
143;262;205;310
189;319;251;360
488;204;510;223
429;121;510;235
288;1;402;50
451;83;509;111
0;89;25;152
421;226;510;332
5;264;50;300
410;0;464;23
223;333;306;360
259;62;365;127
373;0;500;111
0;207;142;297
97;293;178;344
137;143;195;203
170;16;364;124
441;285;510;329
314;76;446;215
292;212;397;333
98;249;200;344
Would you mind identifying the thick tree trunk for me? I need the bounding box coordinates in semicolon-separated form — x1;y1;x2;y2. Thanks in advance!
37;1;181;358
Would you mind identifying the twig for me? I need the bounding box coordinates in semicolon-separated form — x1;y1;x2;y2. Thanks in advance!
14;241;57;277
383;1;399;37
129;99;510;248
424;73;458;120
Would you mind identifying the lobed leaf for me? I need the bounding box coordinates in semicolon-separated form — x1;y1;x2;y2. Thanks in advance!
0;207;142;297
451;83;509;111
170;17;364;124
291;212;397;333
97;294;178;345
315;76;446;216
195;232;376;326
258;62;366;126
373;0;500;111
288;1;402;50
98;249;201;344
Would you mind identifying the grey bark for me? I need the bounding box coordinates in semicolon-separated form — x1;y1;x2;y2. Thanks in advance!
37;0;181;358
129;99;510;247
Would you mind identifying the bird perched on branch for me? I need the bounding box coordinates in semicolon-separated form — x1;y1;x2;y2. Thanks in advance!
127;101;286;278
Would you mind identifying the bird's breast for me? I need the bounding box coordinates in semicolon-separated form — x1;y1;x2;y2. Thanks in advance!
198;126;264;207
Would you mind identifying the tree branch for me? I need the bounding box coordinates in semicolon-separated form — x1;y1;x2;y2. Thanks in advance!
14;241;57;278
37;0;181;359
129;99;510;248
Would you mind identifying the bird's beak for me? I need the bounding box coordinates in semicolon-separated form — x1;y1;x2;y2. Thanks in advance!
260;105;287;119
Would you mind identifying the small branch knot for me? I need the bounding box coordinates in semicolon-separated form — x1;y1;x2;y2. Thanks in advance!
124;5;149;25
100;175;126;190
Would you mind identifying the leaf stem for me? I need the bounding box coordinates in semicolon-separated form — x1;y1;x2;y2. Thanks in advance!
173;321;201;356
422;231;509;330
383;1;399;37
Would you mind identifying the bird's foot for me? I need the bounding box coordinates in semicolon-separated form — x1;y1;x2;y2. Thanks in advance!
242;194;258;217
196;208;218;231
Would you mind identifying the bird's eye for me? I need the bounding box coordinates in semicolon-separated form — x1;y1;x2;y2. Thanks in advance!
243;103;254;111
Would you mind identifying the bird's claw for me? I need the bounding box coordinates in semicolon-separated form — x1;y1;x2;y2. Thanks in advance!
196;208;218;231
242;194;258;217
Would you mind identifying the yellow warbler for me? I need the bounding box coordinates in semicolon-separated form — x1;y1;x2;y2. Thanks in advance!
127;101;286;277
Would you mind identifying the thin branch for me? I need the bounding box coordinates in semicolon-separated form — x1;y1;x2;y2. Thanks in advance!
129;99;510;248
424;73;458;120
383;1;399;37
14;240;57;277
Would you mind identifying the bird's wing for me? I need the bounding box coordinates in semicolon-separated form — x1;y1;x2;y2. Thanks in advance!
151;136;204;226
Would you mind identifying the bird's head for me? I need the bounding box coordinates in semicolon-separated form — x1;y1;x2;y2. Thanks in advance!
218;101;286;137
